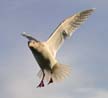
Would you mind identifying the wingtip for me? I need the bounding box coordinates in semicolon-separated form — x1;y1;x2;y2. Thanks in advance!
21;32;30;37
91;8;96;11
89;8;96;12
85;8;96;14
21;32;27;36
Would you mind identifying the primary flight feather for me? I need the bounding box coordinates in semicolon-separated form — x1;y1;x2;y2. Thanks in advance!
22;8;95;87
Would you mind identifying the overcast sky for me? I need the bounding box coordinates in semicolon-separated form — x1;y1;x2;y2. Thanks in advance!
0;0;108;98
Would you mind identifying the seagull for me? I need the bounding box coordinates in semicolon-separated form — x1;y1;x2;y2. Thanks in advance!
22;8;95;87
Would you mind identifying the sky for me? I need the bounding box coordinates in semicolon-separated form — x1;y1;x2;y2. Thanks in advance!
0;0;108;98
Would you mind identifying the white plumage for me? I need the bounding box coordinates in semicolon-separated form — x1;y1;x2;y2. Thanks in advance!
22;8;95;87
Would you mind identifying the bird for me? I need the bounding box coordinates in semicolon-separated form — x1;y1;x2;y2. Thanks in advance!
21;8;95;88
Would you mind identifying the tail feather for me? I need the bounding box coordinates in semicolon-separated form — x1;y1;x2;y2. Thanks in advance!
51;63;71;82
37;63;71;82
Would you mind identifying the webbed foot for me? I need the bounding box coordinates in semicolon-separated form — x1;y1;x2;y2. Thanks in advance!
48;78;53;85
37;80;44;88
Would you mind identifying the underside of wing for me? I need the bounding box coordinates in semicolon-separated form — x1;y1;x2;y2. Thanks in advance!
46;8;95;57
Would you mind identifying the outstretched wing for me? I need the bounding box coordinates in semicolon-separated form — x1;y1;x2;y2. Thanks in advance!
46;8;95;57
21;32;39;42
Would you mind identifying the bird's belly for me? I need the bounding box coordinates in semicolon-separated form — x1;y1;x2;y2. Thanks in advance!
35;52;51;70
30;46;55;70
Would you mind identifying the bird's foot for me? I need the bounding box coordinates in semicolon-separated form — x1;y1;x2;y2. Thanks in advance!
48;78;53;85
37;80;44;88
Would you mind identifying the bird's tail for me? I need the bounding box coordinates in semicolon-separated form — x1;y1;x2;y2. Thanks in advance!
51;63;71;82
37;63;71;82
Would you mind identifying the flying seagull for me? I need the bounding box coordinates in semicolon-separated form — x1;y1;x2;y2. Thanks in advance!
22;8;95;87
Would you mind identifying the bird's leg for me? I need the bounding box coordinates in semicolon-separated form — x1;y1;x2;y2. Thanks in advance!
37;71;45;88
48;70;53;85
48;77;53;85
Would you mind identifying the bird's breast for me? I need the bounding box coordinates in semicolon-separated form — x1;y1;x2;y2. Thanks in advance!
29;44;56;70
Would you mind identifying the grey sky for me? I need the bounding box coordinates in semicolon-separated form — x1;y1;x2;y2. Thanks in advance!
0;0;108;98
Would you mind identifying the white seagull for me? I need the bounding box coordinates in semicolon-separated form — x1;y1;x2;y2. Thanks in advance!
22;8;95;87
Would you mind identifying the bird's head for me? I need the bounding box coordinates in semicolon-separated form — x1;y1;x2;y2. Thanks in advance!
21;32;39;48
28;40;39;48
